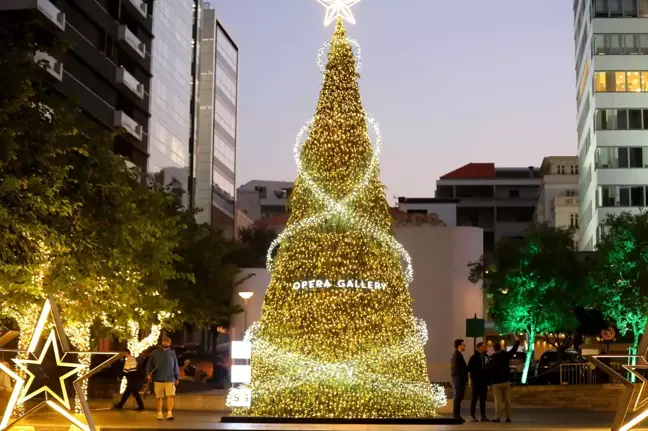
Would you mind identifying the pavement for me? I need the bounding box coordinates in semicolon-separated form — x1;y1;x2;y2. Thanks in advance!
9;405;647;431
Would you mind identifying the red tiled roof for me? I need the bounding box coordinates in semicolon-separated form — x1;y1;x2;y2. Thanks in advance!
440;163;495;179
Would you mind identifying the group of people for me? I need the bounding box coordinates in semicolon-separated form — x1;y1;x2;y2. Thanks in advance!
113;336;180;421
451;335;520;423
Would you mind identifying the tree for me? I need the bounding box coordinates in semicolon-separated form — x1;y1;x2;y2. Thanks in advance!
0;22;182;338
591;211;648;355
469;224;588;384
234;19;445;418
165;206;242;330
230;226;278;268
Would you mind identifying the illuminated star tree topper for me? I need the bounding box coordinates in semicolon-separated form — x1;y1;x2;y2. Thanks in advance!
317;0;362;26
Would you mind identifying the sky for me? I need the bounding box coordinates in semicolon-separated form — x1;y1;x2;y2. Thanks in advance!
211;0;577;199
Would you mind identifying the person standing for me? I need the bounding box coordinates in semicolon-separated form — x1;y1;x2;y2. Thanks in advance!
468;342;490;422
146;337;180;421
113;350;145;411
488;335;520;423
450;339;468;422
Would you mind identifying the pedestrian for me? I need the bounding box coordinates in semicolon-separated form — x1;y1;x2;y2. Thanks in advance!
468;341;490;422
113;349;145;411
488;335;520;423
0;361;12;413
450;338;468;422
146;337;180;421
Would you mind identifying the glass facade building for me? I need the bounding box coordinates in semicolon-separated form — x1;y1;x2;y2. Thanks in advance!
196;4;238;237
149;0;196;205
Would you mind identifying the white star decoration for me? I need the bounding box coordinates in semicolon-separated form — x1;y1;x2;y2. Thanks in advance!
316;0;362;26
0;297;122;431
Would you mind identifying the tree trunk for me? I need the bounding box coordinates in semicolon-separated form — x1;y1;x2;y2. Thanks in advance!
521;328;535;384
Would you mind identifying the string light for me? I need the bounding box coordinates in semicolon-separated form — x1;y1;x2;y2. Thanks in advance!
235;18;444;418
318;38;362;74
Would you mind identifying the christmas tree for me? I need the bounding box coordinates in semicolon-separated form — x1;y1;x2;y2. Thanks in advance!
232;14;446;419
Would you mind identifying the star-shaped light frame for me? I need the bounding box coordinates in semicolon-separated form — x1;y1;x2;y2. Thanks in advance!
316;0;362;26
0;297;122;431
587;323;648;431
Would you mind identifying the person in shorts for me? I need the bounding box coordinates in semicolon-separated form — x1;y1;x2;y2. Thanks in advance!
146;337;179;420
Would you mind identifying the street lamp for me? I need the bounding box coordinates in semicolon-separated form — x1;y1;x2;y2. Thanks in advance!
238;291;254;334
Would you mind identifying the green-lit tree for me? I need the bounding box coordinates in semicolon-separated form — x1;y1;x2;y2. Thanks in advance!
592;211;648;355
469;224;587;383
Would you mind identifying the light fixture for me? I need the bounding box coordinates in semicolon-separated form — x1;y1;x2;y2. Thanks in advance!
238;292;254;300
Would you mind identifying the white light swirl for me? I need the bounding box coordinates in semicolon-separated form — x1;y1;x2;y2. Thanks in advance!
265;113;414;286
317;38;362;74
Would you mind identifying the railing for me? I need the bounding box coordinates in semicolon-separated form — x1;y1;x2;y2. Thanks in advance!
554;196;579;206
37;0;66;30
126;0;148;18
559;363;597;385
34;51;63;81
116;67;144;99
118;25;146;59
113;111;142;141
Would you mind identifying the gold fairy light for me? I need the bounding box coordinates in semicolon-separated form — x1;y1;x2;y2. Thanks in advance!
230;16;445;419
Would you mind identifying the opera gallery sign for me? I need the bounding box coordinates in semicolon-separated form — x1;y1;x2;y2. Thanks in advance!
292;279;387;291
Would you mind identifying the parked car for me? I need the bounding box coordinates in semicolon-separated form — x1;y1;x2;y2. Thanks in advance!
508;350;527;383
533;350;589;385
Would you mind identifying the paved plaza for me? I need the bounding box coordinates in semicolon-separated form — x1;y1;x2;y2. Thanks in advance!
10;406;647;431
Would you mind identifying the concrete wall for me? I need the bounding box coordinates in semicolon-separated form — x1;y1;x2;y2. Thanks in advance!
232;226;484;384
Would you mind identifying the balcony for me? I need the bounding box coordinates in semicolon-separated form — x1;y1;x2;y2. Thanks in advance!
114;111;143;141
0;0;65;31
117;25;146;59
554;196;579;207
126;0;148;18
116;67;144;99
34;51;63;81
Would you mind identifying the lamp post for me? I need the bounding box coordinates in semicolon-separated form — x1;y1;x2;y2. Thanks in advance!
238;291;254;335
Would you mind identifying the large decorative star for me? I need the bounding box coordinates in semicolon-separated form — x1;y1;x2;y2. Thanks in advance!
316;0;362;26
0;297;122;431
588;347;648;431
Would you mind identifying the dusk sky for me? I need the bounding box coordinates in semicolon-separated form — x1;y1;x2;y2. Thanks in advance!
211;0;577;199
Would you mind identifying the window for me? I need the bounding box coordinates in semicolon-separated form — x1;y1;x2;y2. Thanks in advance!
558;165;566;174
570;213;579;228
616;71;627;91
595;71;608;92
509;189;520;198
630;109;643;129
570;165;578;174
596;109;616;130
594;0;640;16
628;72;642;92
618;109;629;129
596;147;648;168
600;185;648;207
567;190;578;197
640;0;648;16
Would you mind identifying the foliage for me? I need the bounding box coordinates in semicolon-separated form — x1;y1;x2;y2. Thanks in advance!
165;204;243;329
469;223;588;382
230;226;278;268
591;210;648;352
0;22;181;337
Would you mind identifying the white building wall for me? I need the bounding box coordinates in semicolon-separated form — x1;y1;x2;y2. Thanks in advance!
232;226;484;384
576;2;648;250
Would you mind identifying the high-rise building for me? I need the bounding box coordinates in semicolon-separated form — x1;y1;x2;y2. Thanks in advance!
148;0;197;204
0;0;153;171
535;157;580;246
196;2;238;238
574;0;648;250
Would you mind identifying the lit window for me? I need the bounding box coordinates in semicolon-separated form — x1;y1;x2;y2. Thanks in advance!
615;71;627;92
642;72;648;91
628;71;641;92
595;72;607;92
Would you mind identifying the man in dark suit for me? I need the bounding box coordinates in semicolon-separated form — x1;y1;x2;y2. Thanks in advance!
450;339;468;422
468;342;490;422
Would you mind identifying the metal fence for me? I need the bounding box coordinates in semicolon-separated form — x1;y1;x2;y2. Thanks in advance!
559;363;597;385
